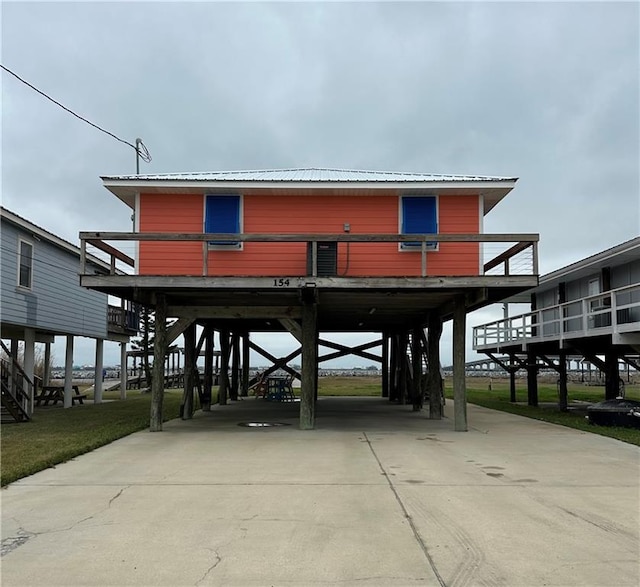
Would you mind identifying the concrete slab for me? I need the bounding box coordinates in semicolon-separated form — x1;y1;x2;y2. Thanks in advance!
2;397;638;586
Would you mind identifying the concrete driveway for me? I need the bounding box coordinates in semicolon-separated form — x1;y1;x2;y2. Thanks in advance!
2;397;638;586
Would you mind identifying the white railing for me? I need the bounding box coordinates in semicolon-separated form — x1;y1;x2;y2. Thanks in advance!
473;283;640;349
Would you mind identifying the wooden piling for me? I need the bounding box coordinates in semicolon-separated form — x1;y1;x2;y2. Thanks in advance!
427;313;443;420
527;347;538;407
219;329;230;405
453;296;468;431
300;301;318;430
182;321;196;419
150;294;167;432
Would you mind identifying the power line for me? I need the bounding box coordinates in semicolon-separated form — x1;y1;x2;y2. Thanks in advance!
1;63;151;163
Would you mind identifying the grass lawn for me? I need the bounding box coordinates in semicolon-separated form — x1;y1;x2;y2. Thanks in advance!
447;379;640;447
1;390;183;487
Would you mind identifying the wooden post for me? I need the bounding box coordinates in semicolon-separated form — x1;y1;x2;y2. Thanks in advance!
604;350;620;399
182;321;196;419
411;326;423;411
526;347;538;407
427;313;443;420
242;331;250;397
94;338;104;404
120;342;127;400
231;331;240;400
218;329;230;405
202;324;214;411
453;296;467;431
150;294;167;431
389;333;399;402
509;354;517;402
64;335;74;409
558;350;568;411
398;332;408;405
381;331;389;398
43;342;52;387
300;300;318;430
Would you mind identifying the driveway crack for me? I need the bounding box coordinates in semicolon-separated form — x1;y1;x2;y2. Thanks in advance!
363;432;447;587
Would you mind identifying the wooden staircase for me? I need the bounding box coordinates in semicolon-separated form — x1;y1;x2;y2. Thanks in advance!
1;342;32;423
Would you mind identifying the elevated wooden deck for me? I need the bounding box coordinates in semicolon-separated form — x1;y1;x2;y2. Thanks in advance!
81;232;539;330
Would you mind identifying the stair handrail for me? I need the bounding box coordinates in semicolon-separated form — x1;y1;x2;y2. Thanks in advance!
0;340;35;415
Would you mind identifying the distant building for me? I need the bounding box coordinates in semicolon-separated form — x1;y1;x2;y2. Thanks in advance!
474;237;640;406
1;207;137;420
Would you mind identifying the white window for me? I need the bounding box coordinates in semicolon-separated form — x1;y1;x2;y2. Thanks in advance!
18;239;33;289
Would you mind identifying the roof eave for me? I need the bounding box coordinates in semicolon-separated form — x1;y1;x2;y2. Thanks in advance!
102;178;518;211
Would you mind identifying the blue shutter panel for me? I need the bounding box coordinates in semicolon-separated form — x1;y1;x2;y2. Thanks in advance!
205;195;240;246
402;196;437;248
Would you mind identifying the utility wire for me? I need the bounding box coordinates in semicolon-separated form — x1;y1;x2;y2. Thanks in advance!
1;63;151;162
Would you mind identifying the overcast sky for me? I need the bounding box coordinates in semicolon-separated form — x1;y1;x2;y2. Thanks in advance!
2;1;639;368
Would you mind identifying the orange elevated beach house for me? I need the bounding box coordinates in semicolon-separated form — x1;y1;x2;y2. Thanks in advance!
80;168;539;430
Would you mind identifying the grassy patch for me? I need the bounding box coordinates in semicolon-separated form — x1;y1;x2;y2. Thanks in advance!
1;391;183;487
449;381;640;447
318;376;381;396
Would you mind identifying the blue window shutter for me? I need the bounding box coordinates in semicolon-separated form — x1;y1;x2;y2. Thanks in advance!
205;195;240;245
401;196;437;248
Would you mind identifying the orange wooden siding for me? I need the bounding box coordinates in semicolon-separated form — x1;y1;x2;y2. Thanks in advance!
137;193;480;276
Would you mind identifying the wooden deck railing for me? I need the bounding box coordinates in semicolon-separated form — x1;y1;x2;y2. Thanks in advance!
107;304;140;335
79;232;539;278
473;283;640;350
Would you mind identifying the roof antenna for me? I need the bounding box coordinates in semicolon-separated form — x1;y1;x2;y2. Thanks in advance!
135;138;151;175
136;138;142;175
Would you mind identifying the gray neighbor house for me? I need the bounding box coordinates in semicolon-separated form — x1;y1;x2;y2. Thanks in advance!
0;207;137;421
473;237;640;407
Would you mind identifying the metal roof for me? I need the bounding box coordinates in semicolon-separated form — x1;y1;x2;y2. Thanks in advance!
102;167;518;183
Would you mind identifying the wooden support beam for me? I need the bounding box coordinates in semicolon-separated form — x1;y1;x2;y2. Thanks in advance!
166;317;195;346
604;349;621;400
168;306;303;319
526;347;539;407
241;331;250;397
318;339;383;364
427;313;443;420
411;327;423;411
279;318;302;342
300;301;318;430
381;332;389;398
398;332;408;405
230;331;240;401
453;296;468;431
218;329;230;405
558;350;568;412
150;294;167;431
389;333;399;402
248;341;302;379
202;324;214;411
182;322;196;419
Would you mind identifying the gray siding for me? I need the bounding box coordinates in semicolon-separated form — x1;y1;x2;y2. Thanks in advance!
611;259;640;289
536;288;557;309
1;219;107;338
535;259;640;308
